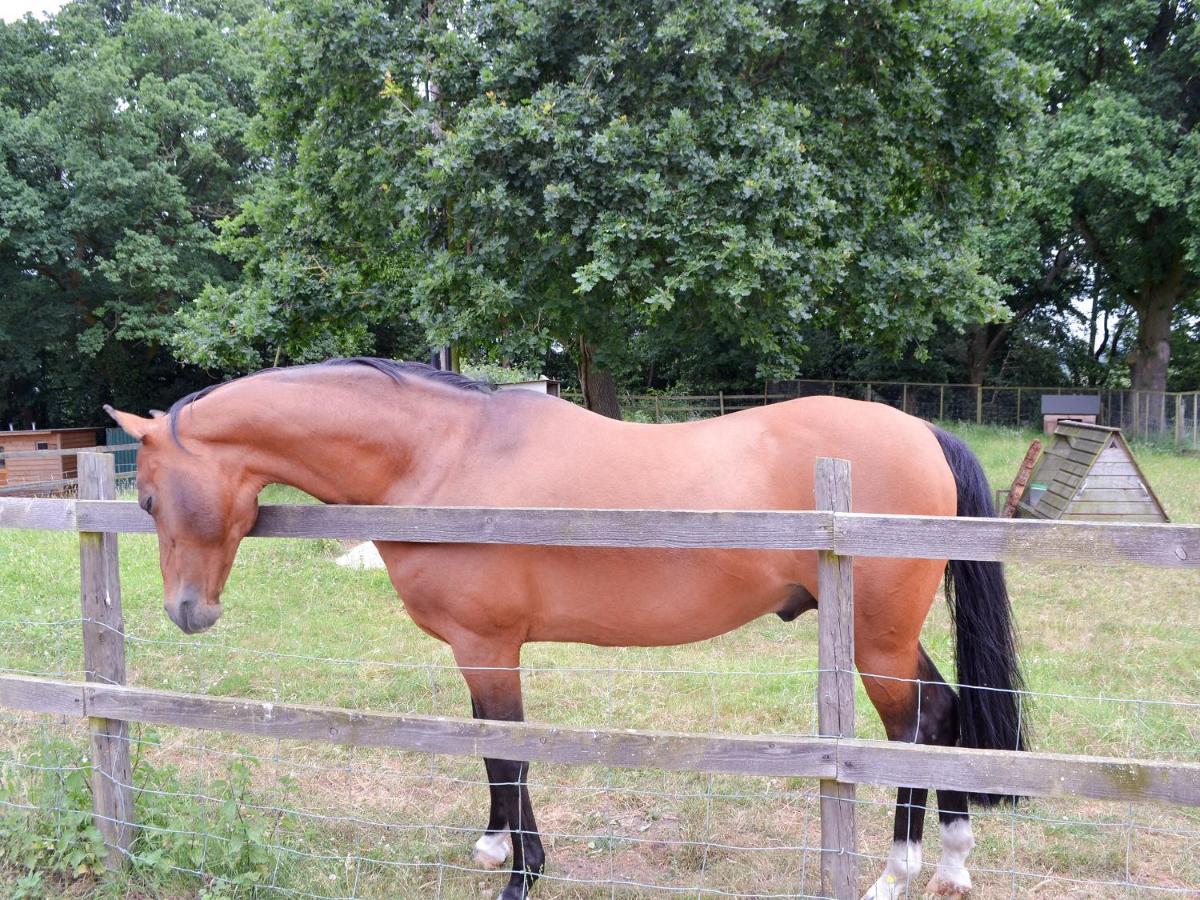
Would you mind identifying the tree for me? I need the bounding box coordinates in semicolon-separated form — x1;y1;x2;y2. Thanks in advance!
0;0;262;426
1020;1;1199;406
177;0;1046;416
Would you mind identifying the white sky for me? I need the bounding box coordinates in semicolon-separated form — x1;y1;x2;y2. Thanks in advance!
1;0;64;22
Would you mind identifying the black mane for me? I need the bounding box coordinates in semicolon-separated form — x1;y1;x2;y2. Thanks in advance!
167;358;493;444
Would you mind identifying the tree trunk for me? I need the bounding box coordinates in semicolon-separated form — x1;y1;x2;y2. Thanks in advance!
964;323;1008;386
577;338;622;419
1128;262;1182;432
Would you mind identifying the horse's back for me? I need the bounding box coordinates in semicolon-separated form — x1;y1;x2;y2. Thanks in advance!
474;392;956;519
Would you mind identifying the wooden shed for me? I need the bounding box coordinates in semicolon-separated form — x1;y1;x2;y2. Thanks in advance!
0;427;100;489
1016;422;1168;522
1041;394;1101;433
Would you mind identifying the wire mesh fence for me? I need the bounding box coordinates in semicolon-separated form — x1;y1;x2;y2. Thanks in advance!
1;460;1198;898
2;607;1198;898
578;382;1200;451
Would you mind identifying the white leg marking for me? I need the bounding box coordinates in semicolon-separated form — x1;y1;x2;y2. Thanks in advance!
927;818;974;896
862;840;922;900
472;830;510;869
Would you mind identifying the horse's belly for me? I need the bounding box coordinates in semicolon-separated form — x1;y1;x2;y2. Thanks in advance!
377;543;807;648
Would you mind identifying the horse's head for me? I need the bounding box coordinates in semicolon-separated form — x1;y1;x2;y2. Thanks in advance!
105;406;260;634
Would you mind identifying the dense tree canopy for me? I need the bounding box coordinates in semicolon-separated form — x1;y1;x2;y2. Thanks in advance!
1016;0;1199;398
177;0;1045;414
0;0;262;426
3;0;1198;428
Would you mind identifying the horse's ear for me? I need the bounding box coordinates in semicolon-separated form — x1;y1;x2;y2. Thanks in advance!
103;405;155;440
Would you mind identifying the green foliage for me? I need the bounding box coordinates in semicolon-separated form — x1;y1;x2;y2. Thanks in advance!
1009;1;1200;391
0;730;291;895
0;0;264;425
0;737;107;878
176;0;1047;387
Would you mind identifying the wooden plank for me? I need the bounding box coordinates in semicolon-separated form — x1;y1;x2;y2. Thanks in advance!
1082;476;1152;490
0;477;78;496
1040;453;1090;478
83;682;836;778
1087;462;1142;476
1063;436;1105;455
834;514;1200;568
837;739;1200;807
78;454;134;869
0;674;84;715
1075;489;1153;503
0;443;137;462
5;676;1196;809
0;496;76;530
78;500;842;547
1044;489;1081;512
1065;503;1162;517
1062;514;1166;523
815;459;857;898
1015;501;1051;519
1001;440;1042;518
9;499;1200;568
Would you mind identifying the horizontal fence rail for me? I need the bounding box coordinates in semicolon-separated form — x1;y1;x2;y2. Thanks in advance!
2;452;1198;899
2;497;1198;567
2;674;1197;808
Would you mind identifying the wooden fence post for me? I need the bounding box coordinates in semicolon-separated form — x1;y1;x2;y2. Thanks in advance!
1016;387;1022;427
1175;394;1182;448
815;458;857;898
78;452;134;868
975;385;983;425
938;385;945;420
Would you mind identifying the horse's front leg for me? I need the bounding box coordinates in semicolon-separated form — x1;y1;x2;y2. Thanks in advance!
456;642;546;900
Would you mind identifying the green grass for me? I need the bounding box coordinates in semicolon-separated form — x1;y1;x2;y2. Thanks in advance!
1;429;1197;898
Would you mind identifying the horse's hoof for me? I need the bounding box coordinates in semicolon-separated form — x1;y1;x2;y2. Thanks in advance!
863;876;912;900
927;874;971;897
472;831;510;869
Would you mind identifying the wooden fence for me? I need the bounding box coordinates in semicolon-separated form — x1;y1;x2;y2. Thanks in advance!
1;452;1199;898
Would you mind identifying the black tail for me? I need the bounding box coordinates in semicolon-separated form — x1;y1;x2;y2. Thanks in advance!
933;427;1027;804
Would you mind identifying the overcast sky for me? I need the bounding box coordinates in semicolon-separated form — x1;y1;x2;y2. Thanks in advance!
1;0;64;22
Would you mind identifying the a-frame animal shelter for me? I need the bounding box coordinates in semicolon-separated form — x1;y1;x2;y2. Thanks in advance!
1015;421;1169;522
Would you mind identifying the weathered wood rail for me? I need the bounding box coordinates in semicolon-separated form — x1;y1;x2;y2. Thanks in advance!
1;452;1198;899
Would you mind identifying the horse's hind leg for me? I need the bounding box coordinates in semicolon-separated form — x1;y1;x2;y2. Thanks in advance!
860;644;969;899
455;641;546;900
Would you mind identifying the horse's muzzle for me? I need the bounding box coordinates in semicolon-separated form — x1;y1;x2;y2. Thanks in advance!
166;591;222;634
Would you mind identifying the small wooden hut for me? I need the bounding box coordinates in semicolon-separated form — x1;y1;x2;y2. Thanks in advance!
0;427;100;489
1016;422;1168;522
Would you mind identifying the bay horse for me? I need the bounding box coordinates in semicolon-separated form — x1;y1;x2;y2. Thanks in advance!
106;358;1024;900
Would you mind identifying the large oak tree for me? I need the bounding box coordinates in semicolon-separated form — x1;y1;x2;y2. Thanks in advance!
177;0;1045;416
0;0;262;426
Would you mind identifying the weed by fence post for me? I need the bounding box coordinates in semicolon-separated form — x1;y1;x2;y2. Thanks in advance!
78;452;134;868
815;458;857;898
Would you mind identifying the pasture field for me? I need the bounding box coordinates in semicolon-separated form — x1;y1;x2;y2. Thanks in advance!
0;423;1197;898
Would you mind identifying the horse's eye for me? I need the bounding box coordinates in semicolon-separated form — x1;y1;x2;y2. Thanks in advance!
141;496;154;514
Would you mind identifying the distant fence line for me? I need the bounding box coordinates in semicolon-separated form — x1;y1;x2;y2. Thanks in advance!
567;381;1200;450
1;453;1199;898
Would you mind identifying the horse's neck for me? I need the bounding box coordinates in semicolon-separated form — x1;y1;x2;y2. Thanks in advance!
193;375;482;506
